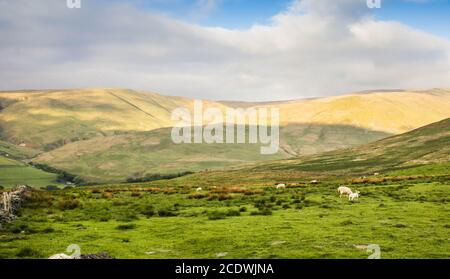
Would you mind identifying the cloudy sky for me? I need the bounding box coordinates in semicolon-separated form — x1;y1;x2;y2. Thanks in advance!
0;0;450;101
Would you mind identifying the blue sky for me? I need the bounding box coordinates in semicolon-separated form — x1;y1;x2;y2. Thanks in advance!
132;0;450;38
375;0;450;38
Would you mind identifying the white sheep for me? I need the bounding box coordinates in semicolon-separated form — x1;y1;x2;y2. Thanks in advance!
276;183;286;189
349;191;360;201
196;187;203;192
337;186;353;198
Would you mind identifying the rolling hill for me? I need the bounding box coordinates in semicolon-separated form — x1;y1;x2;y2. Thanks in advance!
1;88;450;183
1;88;449;150
31;124;387;182
155;118;450;189
250;117;450;175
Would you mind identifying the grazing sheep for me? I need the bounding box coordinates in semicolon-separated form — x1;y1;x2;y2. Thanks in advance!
310;180;318;184
337;186;353;198
349;191;360;201
196;187;203;192
276;183;286;189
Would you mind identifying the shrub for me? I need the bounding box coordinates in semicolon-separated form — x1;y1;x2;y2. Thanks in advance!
239;206;247;212
42;227;55;233
157;208;177;217
126;171;194;183
24;191;53;209
116;212;139;222
218;194;232;201
188;193;207;199
226;209;240;217
115;224;136;230
16;248;41;258
141;205;155;217
112;200;127;206
251;208;272;216
208;211;227;220
394;223;407;228
131;191;142;198
58;199;81;210
41;185;59;191
207;194;219;201
101;192;113;199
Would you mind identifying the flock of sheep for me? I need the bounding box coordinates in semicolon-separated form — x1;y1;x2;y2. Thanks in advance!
196;183;361;202
275;183;360;201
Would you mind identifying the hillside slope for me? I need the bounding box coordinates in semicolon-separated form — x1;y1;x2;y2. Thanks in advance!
256;118;450;175
32;124;388;182
263;89;450;134
153;118;450;189
1;88;449;150
0;88;227;149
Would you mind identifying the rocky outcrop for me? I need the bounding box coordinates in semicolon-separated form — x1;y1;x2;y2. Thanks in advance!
0;185;32;226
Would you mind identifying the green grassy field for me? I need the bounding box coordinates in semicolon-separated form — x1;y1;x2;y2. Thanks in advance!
0;175;448;259
0;156;64;188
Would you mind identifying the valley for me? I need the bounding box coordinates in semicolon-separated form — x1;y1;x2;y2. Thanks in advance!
0;88;449;259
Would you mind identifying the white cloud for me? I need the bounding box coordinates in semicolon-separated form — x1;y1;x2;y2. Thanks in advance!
0;0;449;101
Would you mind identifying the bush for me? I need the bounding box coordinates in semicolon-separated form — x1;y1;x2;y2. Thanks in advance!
188;193;207;199
58;198;81;210
112;200;127;206
239;206;247;212
41;185;59;191
16;248;41;258
42;227;55;234
218;194;232;201
130;191;142;198
116;212;139;222
226;209;240;217
251;208;272;216
208;211;227;220
101;192;113;199
126;171;194;183
141;205;155;217
115;224;136;230
157;208;177;217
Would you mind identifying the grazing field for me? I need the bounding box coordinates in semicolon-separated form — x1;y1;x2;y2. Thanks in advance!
0;156;63;189
0;174;448;259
